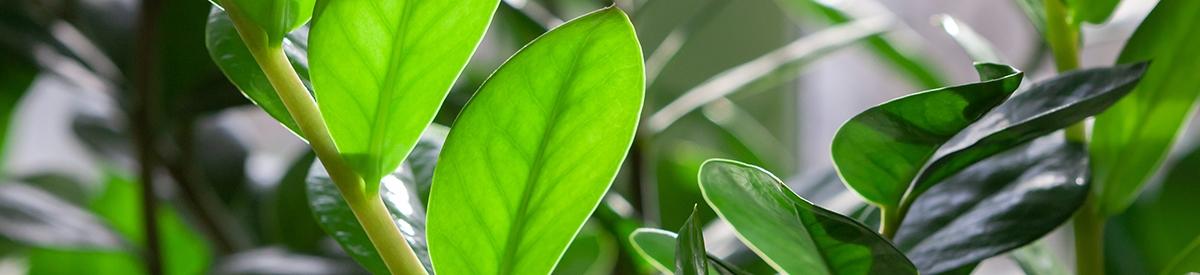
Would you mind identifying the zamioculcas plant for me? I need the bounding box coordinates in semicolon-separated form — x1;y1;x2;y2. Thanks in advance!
206;0;642;273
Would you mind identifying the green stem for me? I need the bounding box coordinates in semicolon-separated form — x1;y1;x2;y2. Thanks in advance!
1044;1;1103;274
219;2;426;274
879;206;900;239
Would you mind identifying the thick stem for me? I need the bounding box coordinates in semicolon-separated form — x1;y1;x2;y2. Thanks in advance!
133;0;163;272
1073;196;1105;275
879;206;900;239
218;2;427;274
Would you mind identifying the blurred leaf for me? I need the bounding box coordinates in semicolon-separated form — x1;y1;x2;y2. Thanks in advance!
1091;0;1200;216
217;0;314;43
772;0;946;88
213;247;367;275
676;206;708;275
552;221;617;275
1162;236;1200;275
0;182;123;249
205;7;310;137
1013;0;1048;34
934;15;1003;63
831;63;1022;209
893;134;1089;274
699;159;916;274
0;53;37;175
309;0;498;187
193;120;251;205
159;0;227;118
401;124;447;206
425;8;643;275
262;151;323;252
306;160;431;274
1010;240;1070;275
1067;0;1121;24
1116;144;1200;273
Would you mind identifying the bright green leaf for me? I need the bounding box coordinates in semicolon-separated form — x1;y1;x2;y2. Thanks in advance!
205;7;311;137
831;63;1022;209
426;7;643;275
895;134;1089;274
216;0;314;43
1091;0;1200;216
309;0;499;189
676;206;707;275
699;159;916;274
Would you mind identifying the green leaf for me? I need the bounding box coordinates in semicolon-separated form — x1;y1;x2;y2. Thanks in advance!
0;52;36;176
894;134;1089;274
676;206;708;275
306;159;432;274
401;124;448;206
0;182;123;249
1067;0;1121;24
831;63;1022;209
907;63;1147;202
425;7;643;275
1115;144;1200;273
1010;240;1071;275
1091;0;1200;216
699;159;916;274
262;151;323;252
1162;235;1200;275
934;15;1003;63
1013;0;1048;34
628;228;749;275
552;221;618;275
308;0;499;188
217;0;314;43
205;7;311;137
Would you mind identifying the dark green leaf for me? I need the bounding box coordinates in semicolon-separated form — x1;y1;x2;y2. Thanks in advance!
1114;144;1200;273
262;151;323;252
205;7;311;137
217;0;315;43
1091;0;1200;216
894;134;1089;274
908;63;1147;202
401;124;447;206
700;159;916;274
309;0;499;187
0;53;36;176
552;221;618;275
0;182;123;249
1163;236;1200;275
676;206;708;275
306;160;431;274
425;7;643;275
831;63;1022;209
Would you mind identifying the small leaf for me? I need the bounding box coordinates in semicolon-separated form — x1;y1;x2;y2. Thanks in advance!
205;7;311;137
894;134;1089;274
831;63;1022;209
628;228;749;275
0;182;124;249
1091;0;1200;216
699;159;916;274
306;159;431;274
217;0;315;43
309;0;499;188
676;206;708;275
425;7;643;275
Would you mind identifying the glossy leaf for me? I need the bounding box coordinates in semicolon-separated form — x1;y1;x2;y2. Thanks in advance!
894;134;1089;274
0;182;123;249
306;160;431;274
676;206;707;275
217;0;314;43
309;0;499;188
205;7;311;137
403;124;448;206
628;228;748;275
1067;0;1121;24
1091;0;1200;216
699;159;916;274
907;63;1147;201
426;8;643;275
831;63;1022;208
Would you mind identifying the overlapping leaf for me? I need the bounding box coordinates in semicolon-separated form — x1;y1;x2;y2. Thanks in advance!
700;159;916;274
426;8;643;275
309;0;499;188
628;228;748;275
0;182;124;249
676;206;707;275
215;0;314;43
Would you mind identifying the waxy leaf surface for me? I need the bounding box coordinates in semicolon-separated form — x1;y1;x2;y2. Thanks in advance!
700;159;916;274
426;8;643;275
1091;0;1200;216
628;228;748;275
676;206;707;275
831;63;1021;208
895;134;1089;274
218;0;314;43
309;0;498;188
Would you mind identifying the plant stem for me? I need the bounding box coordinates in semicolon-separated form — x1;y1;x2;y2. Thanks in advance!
133;0;163;272
879;206;900;239
218;2;427;274
1043;1;1104;274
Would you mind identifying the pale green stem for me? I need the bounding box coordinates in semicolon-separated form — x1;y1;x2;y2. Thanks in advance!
879;206;900;239
1043;0;1103;274
219;2;426;274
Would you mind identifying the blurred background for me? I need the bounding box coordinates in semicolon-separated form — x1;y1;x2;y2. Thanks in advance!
0;0;1189;274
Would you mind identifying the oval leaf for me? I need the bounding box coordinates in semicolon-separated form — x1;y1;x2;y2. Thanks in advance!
205;7;311;137
309;0;499;188
831;63;1022;208
699;159;917;274
1091;0;1200;216
426;7;644;275
894;134;1089;274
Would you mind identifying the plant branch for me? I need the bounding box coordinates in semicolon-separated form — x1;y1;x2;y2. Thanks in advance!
218;2;427;274
133;0;163;272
